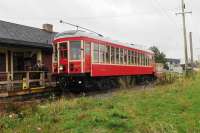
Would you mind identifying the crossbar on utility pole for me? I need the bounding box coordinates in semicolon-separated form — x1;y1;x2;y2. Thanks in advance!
176;0;192;73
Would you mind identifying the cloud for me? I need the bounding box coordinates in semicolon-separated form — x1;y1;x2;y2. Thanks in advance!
0;0;199;60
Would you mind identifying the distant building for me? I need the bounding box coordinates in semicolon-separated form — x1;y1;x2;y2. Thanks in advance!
166;58;181;65
166;58;182;73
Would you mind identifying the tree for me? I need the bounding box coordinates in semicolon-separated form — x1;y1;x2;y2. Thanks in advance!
149;46;168;69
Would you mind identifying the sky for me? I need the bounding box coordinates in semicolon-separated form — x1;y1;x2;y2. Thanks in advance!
0;0;200;62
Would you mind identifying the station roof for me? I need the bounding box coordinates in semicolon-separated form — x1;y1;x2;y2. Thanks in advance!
0;20;56;49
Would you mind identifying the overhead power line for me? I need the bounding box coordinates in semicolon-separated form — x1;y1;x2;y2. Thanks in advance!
60;20;103;37
151;0;181;31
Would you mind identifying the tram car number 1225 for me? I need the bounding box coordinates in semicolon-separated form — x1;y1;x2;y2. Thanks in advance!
52;30;156;91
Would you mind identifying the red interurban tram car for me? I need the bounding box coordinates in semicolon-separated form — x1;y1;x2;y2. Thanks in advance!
53;30;156;90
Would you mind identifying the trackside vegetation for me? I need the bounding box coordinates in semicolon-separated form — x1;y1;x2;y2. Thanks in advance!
1;73;200;133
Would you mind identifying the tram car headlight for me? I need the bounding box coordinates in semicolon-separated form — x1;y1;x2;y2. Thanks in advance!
59;65;64;71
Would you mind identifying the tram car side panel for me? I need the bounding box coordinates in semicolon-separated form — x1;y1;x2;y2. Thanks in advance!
91;64;154;77
89;41;155;77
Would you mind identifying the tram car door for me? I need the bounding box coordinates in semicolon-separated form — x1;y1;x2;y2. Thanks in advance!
84;42;91;73
68;41;83;74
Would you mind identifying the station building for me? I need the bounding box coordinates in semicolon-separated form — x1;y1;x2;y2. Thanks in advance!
0;20;56;96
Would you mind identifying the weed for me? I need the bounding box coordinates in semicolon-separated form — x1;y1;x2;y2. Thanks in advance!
1;72;200;132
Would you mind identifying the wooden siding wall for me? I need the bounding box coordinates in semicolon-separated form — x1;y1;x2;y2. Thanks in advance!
42;51;52;72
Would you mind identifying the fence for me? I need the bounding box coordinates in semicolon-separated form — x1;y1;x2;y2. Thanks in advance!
156;72;183;84
0;71;56;93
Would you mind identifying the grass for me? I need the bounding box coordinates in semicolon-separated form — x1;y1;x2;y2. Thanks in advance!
1;73;200;133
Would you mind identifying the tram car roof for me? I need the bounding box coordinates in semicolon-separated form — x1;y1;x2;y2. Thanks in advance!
54;30;154;54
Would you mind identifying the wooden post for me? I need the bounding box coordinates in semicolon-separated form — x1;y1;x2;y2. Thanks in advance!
40;71;45;87
10;51;13;91
6;50;8;75
10;51;13;81
26;71;30;89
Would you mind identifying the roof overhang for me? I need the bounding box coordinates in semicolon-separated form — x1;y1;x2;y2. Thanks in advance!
0;37;52;50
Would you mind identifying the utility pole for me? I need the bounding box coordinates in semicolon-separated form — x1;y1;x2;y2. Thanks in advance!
176;0;192;72
189;32;194;69
181;0;188;72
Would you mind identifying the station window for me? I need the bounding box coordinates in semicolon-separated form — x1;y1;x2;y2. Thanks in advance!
120;48;124;64
99;44;106;63
116;48;120;64
111;47;115;64
93;43;99;63
106;45;110;64
70;41;81;60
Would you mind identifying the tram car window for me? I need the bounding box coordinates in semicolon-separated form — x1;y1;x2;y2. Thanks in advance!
70;41;81;60
124;49;127;65
116;48;120;64
138;53;141;66
93;43;99;63
132;51;135;65
141;53;144;66
111;47;115;64
106;45;110;64
135;52;138;66
99;44;106;63
60;43;68;59
128;50;132;65
85;42;91;54
142;54;144;66
120;48;124;64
